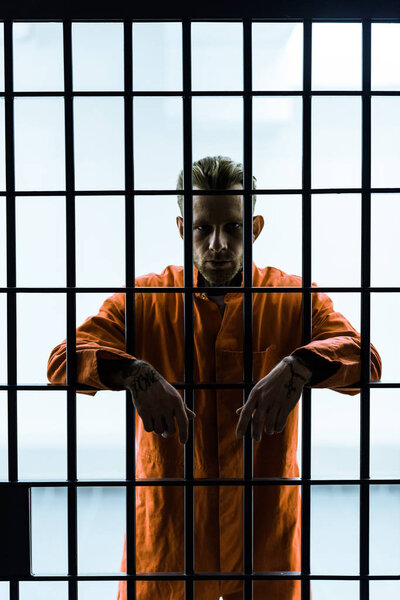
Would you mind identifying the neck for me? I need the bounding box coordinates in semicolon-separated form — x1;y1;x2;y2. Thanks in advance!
197;270;243;295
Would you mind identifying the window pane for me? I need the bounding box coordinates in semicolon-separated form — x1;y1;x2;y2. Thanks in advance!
371;293;399;383
17;293;66;385
135;195;183;277
370;581;400;599
133;97;183;190
372;24;400;90
252;195;302;277
253;97;302;189
16;196;66;287
14;98;65;191
0;391;7;481
0;197;5;285
191;22;243;91
19;583;68;600
31;487;68;574
252;22;303;91
78;582;122;600
312;194;361;286
13;23;64;92
72;23;124;92
371;97;400;188
371;194;400;286
0;24;4;92
0;99;6;190
311;485;359;574
312;386;360;480
77;486;126;573
74;97;124;191
312;23;362;90
370;485;400;574
75;195;125;287
312;97;361;189
192;97;243;167
77;389;125;479
311;581;359;599
0;294;5;385
18;391;67;480
133;22;182;91
371;389;400;479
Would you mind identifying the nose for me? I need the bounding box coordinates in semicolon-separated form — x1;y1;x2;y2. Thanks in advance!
208;227;228;252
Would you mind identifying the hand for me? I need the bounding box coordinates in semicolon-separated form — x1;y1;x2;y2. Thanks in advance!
126;361;196;444
235;356;312;441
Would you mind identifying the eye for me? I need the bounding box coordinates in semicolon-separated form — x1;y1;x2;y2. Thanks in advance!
194;225;210;232
226;222;242;231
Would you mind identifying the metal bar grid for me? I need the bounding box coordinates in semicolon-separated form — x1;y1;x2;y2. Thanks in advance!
300;18;312;600
360;18;372;600
242;17;254;600
1;15;399;600
123;19;137;600
4;17;19;600
63;19;78;600
182;18;195;600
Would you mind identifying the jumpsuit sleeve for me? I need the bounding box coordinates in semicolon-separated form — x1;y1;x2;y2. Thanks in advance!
291;290;382;396
47;292;140;396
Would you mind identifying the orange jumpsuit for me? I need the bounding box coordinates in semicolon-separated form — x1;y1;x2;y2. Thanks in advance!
47;263;382;600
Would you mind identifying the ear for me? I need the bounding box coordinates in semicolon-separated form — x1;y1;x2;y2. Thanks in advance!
176;216;184;240
252;215;264;242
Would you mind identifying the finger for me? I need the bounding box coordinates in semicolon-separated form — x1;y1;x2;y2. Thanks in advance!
161;415;176;439
185;406;196;419
153;415;165;435
175;403;189;444
264;408;280;435
251;408;267;442
236;397;257;438
274;410;289;434
138;408;153;433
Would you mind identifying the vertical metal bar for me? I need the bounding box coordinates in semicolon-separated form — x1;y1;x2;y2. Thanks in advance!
360;19;372;600
124;19;136;600
63;20;78;600
242;18;253;600
301;19;312;600
182;18;194;600
4;18;19;600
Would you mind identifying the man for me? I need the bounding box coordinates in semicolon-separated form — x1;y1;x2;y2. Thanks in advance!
47;155;382;600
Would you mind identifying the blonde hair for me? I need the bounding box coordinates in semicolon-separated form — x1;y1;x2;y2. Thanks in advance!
176;155;257;216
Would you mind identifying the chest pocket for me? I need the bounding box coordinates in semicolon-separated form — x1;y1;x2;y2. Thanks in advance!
218;345;279;383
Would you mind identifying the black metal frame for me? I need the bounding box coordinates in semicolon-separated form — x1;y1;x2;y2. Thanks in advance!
1;6;400;600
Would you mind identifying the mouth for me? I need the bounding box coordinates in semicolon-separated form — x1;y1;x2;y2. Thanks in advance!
206;260;233;269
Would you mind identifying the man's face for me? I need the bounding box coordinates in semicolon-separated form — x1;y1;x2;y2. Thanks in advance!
176;185;263;286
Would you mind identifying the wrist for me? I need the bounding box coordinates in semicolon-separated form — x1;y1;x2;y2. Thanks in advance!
282;355;312;385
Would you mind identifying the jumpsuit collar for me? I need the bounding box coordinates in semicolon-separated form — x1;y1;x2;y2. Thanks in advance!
193;263;258;301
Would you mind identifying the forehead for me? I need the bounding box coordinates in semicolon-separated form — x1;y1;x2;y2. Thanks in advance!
192;185;243;222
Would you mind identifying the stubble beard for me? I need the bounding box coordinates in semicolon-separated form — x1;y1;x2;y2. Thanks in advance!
195;257;243;287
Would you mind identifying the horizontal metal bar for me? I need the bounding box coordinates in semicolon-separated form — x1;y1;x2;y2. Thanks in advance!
1;572;400;582
1;381;399;392
2;478;399;487
1;285;400;293
2;286;400;294
1;187;400;197
5;89;400;97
